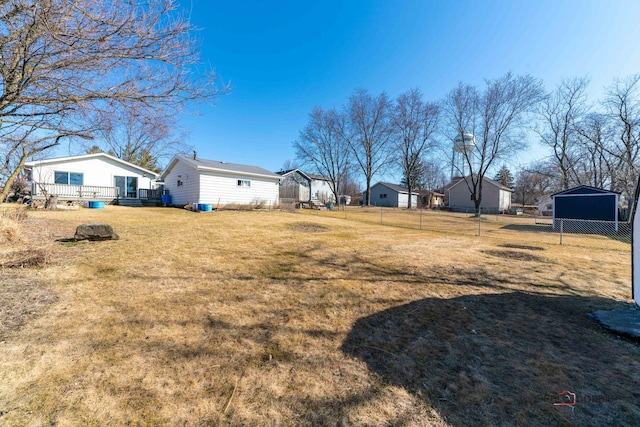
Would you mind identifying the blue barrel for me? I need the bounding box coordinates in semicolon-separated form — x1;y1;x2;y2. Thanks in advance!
161;194;172;205
197;203;212;212
87;201;105;209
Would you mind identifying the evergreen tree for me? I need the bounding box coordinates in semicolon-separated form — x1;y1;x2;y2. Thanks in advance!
494;165;515;187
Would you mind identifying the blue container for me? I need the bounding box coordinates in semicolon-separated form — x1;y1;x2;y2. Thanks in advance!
197;203;212;212
87;201;105;209
161;194;172;205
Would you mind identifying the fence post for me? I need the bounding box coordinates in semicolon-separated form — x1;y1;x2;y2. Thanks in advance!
560;219;563;245
420;208;423;230
477;207;481;236
380;205;383;225
344;203;347;219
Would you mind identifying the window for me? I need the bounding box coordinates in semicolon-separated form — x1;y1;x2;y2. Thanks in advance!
54;171;83;185
380;193;387;199
177;179;183;187
237;179;250;187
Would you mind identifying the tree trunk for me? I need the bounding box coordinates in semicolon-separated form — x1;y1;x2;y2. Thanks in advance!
0;153;29;204
44;195;59;210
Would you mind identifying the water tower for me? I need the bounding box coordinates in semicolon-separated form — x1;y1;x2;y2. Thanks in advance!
450;132;476;179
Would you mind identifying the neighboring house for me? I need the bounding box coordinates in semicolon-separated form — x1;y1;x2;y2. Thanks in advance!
418;190;445;209
551;185;620;231
369;182;419;208
448;176;513;214
25;153;160;204
276;169;336;206
307;173;336;204
161;154;281;207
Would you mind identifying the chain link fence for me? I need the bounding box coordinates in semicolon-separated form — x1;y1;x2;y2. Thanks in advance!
303;205;632;248
553;218;631;245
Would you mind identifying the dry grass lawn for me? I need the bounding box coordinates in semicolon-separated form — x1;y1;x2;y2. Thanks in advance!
0;205;638;426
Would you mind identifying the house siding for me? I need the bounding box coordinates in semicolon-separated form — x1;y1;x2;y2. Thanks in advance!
311;179;335;202
200;172;279;207
448;178;511;213
162;161;199;206
370;184;397;207
370;183;418;208
28;156;155;197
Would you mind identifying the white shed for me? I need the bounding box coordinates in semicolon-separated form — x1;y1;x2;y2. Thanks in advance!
160;154;281;208
369;182;418;208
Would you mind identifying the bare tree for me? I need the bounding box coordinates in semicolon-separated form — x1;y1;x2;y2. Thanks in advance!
392;88;439;208
0;0;225;202
338;88;394;206
422;158;447;191
600;74;640;202
280;159;300;173
294;107;352;203
536;77;590;190
575;112;616;189
85;108;190;172
442;73;545;212
513;161;556;207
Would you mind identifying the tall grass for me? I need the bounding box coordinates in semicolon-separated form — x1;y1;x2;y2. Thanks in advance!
0;206;27;243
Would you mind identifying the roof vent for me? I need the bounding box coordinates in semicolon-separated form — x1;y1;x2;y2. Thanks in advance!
193;150;197;160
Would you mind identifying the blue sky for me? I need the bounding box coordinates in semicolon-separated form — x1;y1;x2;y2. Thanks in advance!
176;0;640;179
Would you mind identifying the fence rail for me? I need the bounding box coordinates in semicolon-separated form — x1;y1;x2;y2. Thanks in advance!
301;206;631;248
554;218;630;244
32;183;119;199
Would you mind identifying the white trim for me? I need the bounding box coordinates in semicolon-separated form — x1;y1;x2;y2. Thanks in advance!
195;165;280;181
553;193;617;198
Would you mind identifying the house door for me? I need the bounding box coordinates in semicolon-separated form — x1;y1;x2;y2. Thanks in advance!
115;176;138;198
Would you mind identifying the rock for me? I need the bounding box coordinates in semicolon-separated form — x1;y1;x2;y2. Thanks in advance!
74;223;120;241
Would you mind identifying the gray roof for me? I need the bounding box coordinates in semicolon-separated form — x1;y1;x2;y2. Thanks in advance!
277;169;330;181
449;175;514;192
162;155;281;180
373;182;412;194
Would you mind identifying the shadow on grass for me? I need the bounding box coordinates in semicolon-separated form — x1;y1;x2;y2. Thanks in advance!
501;223;554;233
341;292;640;426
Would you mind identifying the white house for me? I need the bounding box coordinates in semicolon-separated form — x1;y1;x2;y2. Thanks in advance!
307;173;336;203
160;154;281;208
24;153;159;204
369;182;419;208
448;176;513;214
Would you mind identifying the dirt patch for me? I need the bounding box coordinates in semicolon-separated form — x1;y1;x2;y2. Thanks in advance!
0;274;57;341
482;249;546;262
288;222;330;233
498;243;545;251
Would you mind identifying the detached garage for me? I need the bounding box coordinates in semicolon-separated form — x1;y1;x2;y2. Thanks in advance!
552;185;620;231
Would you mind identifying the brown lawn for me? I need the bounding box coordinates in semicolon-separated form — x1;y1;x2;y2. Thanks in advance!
0;205;638;426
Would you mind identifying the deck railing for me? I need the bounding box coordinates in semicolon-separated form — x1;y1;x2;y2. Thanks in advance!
139;188;163;200
32;183;119;199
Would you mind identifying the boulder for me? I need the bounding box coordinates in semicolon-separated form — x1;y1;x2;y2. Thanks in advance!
74;223;120;241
